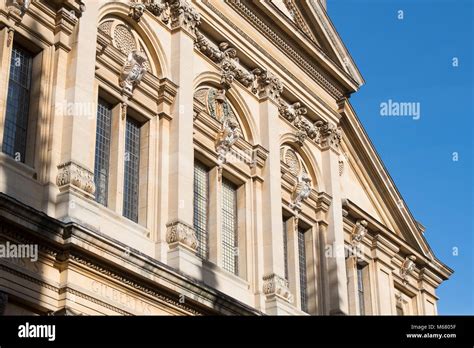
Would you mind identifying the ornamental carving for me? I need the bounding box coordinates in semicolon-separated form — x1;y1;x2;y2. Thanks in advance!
119;50;148;95
8;0;30;17
251;69;283;101
195;34;258;91
400;255;416;284
166;220;199;251
351;219;368;246
278;101;307;122
145;0;170;23
262;273;293;303
168;0;201;32
129;2;146;22
56;161;96;196
316;121;342;150
290;172;312;213
215;117;240;167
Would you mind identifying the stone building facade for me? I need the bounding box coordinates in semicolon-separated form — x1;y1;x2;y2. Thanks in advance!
0;0;451;316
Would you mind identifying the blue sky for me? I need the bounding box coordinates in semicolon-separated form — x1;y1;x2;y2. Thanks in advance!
327;0;473;314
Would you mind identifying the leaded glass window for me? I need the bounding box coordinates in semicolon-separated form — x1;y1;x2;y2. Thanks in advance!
298;228;308;312
221;179;238;274
2;44;33;161
194;161;209;259
357;264;366;315
94;99;112;205
123;117;140;222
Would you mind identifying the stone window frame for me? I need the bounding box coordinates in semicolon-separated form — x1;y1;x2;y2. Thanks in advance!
281;145;322;314
0;32;46;173
193;84;256;282
92;86;152;228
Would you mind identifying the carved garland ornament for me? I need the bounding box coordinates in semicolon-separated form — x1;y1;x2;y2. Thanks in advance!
262;273;293;303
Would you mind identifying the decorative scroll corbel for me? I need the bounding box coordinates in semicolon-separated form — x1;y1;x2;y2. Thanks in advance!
119;50;148;96
351;219;368;247
252;69;283;101
400;255;417;285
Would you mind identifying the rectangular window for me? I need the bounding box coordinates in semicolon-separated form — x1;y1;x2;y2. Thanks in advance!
2;44;33;161
123;117;140;222
298;228;308;313
282;218;289;281
193;161;209;259
94;99;112;206
357;264;366;315
221;179;238;275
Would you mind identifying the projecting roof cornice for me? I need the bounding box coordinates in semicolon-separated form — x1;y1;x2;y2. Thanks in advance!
223;0;363;98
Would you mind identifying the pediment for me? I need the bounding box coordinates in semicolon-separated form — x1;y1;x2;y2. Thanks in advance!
268;0;364;87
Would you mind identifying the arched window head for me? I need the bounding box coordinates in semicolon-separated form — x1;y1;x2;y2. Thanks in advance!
194;87;244;136
280;145;309;178
98;16;155;74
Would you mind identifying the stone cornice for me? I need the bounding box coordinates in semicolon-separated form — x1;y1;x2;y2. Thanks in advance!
224;0;345;100
342;198;452;281
0;193;263;316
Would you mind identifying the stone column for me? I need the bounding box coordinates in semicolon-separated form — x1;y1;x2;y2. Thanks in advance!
255;72;293;313
319;122;349;314
165;2;202;278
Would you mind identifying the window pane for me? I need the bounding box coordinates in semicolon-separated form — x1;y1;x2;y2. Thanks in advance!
2;44;33;161
221;179;238;274
298;228;308;313
123;117;140;222
357;264;366;315
193;161;209;259
94;99;112;206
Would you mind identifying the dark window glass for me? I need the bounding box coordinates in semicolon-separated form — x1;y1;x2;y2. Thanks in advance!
193;161;209;259
2;44;33;161
221;178;238;274
94;99;112;205
357;264;366;315
123;117;140;222
298;228;308;312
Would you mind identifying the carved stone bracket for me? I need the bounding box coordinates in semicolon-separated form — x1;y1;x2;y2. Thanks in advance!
289;172;311;213
129;2;146;22
168;0;201;32
119;50;148;96
351;219;368;247
278;101;307;123
7;0;30;18
252;69;283;101
262;273;293;303
317;121;342;150
166;220;199;252
56;161;95;197
400;255;416;285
